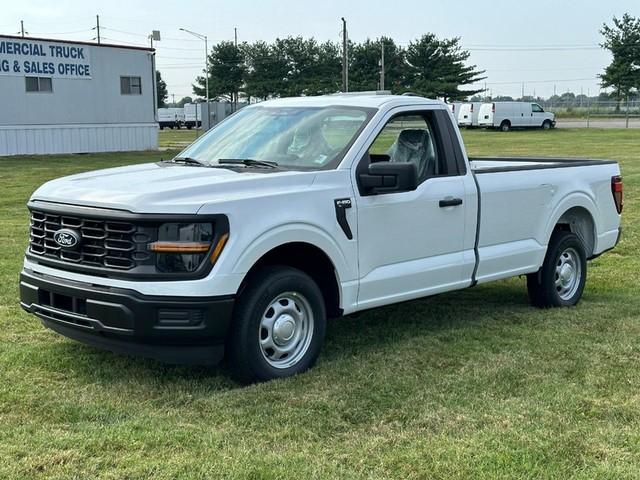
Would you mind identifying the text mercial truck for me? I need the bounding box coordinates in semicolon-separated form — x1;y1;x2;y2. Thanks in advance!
478;102;556;131
20;93;623;383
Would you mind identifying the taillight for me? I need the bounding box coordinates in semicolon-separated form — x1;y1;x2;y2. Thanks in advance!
491;103;495;113
470;104;474;113
611;175;623;214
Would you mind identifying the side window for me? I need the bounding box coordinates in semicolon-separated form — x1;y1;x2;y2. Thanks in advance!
25;76;53;93
532;103;543;113
120;76;142;95
368;113;445;180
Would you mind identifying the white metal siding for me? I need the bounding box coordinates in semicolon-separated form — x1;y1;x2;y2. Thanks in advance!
0;124;157;155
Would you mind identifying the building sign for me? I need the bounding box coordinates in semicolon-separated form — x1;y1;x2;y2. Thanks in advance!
0;38;92;79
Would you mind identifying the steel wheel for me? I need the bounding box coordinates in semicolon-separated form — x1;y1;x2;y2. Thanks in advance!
527;230;587;308
259;292;315;369
226;266;326;383
554;247;582;301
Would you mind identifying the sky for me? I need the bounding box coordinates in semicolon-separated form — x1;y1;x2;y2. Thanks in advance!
1;0;638;101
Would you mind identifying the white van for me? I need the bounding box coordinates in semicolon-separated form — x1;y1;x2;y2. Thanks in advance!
457;102;482;128
478;102;555;131
157;108;184;129
446;102;462;118
184;103;202;129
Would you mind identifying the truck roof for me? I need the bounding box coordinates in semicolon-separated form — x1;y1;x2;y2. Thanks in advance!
257;93;446;109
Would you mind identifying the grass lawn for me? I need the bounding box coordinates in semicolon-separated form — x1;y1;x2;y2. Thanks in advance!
0;128;638;479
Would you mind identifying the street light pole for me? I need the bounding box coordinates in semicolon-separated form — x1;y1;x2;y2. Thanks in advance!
179;28;209;104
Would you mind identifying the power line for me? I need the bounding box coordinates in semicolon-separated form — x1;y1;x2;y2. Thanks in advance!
474;77;598;86
27;28;94;36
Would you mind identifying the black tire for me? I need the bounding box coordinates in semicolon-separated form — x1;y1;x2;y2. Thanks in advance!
542;120;552;130
226;266;326;384
527;230;587;308
500;121;511;132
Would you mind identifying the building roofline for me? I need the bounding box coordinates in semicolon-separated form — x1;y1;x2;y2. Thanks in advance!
0;34;154;53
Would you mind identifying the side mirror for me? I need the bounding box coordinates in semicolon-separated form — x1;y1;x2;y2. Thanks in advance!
359;161;418;195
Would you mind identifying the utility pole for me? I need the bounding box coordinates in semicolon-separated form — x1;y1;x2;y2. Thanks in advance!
95;15;101;44
341;18;348;92
379;42;385;91
180;28;208;105
234;28;238;111
20;21;27;38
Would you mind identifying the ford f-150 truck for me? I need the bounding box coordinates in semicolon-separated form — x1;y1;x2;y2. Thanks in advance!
20;93;623;383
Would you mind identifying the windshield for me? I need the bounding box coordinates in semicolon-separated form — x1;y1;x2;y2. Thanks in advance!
175;105;374;170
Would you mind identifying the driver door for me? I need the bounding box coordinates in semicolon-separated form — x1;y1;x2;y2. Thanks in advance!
355;109;477;310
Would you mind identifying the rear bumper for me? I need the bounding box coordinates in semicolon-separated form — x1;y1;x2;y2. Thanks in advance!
20;269;235;366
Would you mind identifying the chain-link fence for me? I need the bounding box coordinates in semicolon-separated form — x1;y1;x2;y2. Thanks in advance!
538;99;640;127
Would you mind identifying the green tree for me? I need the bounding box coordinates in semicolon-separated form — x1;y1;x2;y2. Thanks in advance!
156;70;168;107
492;95;515;102
242;41;288;100
405;34;485;101
193;41;245;104
349;39;382;92
308;40;341;95
272;37;340;97
343;37;409;94
177;96;193;107
599;14;640;106
243;37;340;99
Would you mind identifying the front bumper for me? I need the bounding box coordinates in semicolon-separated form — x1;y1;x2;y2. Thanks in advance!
20;269;235;366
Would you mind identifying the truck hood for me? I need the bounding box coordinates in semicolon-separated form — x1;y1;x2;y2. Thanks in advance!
30;162;316;214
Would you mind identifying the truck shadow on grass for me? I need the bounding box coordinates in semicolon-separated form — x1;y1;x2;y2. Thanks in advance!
38;278;547;391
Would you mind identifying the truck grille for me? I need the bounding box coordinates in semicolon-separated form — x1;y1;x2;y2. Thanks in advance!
29;210;147;270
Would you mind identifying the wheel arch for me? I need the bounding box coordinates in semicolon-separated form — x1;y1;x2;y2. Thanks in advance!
549;206;596;258
499;120;511;132
241;242;342;320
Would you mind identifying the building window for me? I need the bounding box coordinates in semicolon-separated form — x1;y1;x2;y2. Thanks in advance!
120;76;142;95
26;77;53;93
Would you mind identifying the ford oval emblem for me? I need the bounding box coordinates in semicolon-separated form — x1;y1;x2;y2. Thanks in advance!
53;229;81;249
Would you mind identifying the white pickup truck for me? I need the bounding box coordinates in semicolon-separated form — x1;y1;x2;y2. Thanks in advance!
20;93;623;383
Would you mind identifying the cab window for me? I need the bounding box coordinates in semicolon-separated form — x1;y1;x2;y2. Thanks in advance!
368;113;445;181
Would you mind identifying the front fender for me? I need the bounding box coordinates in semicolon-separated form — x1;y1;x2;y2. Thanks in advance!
233;222;355;282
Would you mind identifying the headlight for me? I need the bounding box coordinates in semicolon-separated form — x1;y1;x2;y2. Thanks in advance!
149;223;214;273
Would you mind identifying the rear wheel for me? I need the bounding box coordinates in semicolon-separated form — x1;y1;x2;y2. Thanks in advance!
527;230;587;308
226;266;326;384
500;121;511;132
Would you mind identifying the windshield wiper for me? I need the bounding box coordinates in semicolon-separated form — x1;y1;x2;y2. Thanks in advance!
218;158;279;169
171;156;207;166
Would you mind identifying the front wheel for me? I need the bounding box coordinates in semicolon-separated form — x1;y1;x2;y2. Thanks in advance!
542;120;552;130
226;266;326;384
527;230;587;308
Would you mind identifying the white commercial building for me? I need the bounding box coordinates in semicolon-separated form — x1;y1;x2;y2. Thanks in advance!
0;35;158;156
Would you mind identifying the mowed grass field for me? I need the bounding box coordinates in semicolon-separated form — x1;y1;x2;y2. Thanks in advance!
0;128;638;479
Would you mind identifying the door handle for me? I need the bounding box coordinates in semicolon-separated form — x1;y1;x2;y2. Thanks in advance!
439;197;463;207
